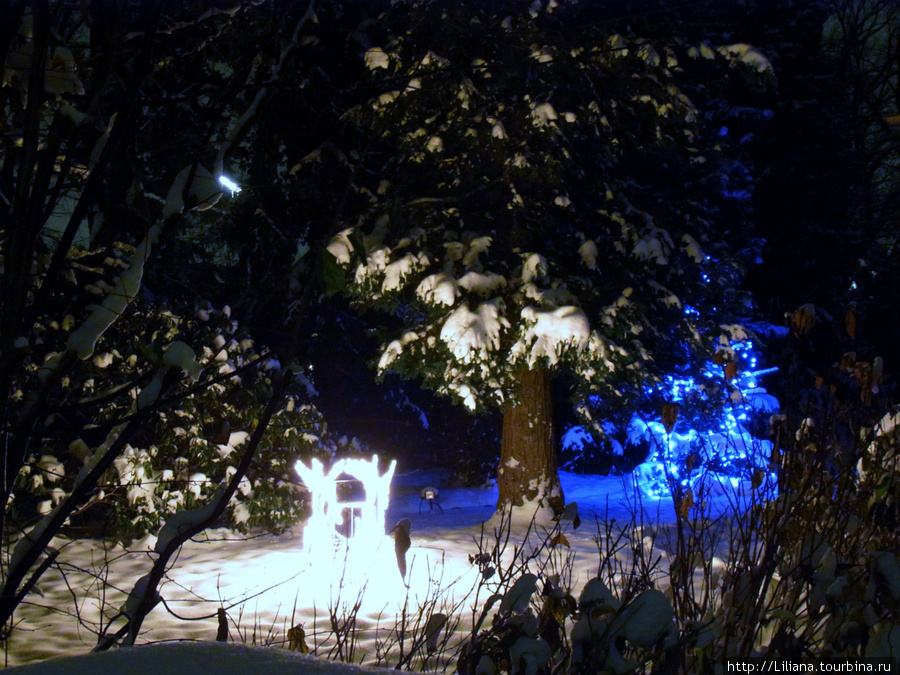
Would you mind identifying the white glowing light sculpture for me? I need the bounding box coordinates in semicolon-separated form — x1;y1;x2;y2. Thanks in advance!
295;454;397;580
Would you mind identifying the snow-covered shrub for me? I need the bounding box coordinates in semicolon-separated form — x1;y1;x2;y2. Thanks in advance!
458;554;681;673
662;409;900;663
457;410;900;674
855;408;900;539
558;421;647;476
571;330;779;498
457;509;684;675
11;290;341;540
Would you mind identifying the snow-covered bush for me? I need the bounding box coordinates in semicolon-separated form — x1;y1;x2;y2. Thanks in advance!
460;571;683;674
568;329;780;498
456;408;900;673
666;408;900;663
457;517;682;675
12;294;341;540
704;459;900;661
857;408;900;540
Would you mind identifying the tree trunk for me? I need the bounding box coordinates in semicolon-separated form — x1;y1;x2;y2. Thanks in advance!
496;368;563;512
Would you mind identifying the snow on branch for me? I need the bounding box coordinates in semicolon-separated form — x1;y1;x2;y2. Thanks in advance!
66;224;162;360
512;306;591;368
439;301;507;363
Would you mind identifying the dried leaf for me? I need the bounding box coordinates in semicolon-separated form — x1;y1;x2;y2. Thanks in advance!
391;518;412;581
839;352;857;372
425;613;448;653
854;362;873;404
288;624;309;653
549;533;570;548
661;403;679;434
843;304;857;339
216;607;229;642
724;361;738;381
751;469;764;490
815;375;824;390
790;303;816;336
678;489;693;519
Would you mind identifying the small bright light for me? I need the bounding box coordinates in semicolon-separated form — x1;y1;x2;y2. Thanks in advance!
218;175;241;196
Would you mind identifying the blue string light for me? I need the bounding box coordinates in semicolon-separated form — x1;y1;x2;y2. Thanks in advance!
629;336;779;499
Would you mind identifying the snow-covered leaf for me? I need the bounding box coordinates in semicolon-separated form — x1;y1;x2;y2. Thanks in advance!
610;589;673;646
500;573;538;614
365;47;390;70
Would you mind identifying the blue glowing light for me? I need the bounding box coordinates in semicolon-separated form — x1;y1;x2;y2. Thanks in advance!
628;334;779;501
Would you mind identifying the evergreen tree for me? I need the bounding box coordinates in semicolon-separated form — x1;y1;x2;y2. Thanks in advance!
323;1;766;510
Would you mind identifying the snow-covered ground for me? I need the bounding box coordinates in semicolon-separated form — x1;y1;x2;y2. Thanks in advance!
3;469;751;673
7;642;383;674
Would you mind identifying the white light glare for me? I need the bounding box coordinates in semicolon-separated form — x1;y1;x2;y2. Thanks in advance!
295;454;397;584
218;175;241;196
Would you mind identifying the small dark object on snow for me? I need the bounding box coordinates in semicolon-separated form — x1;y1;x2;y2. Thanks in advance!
419;486;444;513
288;624;309;653
390;518;412;583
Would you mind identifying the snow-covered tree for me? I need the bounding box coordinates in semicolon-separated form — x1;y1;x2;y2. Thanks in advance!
323;1;769;510
0;0;331;635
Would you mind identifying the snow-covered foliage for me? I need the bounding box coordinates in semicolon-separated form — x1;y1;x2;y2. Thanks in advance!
323;3;758;416
0;0;351;559
10;298;345;539
625;335;779;497
558;328;782;495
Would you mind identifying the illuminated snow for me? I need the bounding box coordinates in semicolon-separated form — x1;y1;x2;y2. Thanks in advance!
718;43;772;72
364;47;390;70
513;306;590;367
382;253;423;293
521;253;547;282
163;164;222;218
531;102;558;127
633;227;673;265
67;224;161;360
681;234;705;263
377;332;418;371
462;236;492;267
162;341;202;380
354;248;389;284
6;469;769;669
327;229;354;265
579;240;599;269
458;270;507;294
416;272;458;306
439;301;506;362
154;487;224;553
